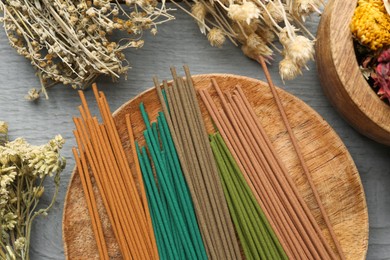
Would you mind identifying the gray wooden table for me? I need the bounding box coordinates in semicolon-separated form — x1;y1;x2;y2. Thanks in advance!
0;5;389;260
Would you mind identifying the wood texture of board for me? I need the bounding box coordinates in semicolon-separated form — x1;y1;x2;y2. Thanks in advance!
63;74;368;259
315;0;390;145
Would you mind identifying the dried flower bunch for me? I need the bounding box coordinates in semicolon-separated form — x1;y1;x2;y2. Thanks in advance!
0;121;66;259
350;0;390;51
351;0;390;103
0;0;174;99
179;0;323;80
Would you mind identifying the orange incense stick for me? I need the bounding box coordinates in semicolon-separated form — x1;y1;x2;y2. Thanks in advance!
72;148;109;260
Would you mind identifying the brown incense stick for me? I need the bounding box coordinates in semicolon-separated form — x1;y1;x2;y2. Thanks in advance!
235;86;337;259
154;78;217;260
258;56;344;260
176;76;228;259
169;80;220;258
183;66;241;260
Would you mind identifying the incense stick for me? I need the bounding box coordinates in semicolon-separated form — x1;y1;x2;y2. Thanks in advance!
258;56;344;260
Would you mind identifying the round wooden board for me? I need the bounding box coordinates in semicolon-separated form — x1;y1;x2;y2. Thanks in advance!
63;74;368;259
315;0;390;145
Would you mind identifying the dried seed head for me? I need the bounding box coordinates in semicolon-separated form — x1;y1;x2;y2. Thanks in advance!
278;27;291;46
228;0;260;24
192;1;207;34
231;21;258;43
285;35;314;67
256;27;275;43
242;35;273;61
207;27;226;47
279;57;302;80
264;2;284;25
246;33;272;56
294;0;320;21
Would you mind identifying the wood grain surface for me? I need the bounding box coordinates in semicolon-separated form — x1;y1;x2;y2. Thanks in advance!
0;4;389;260
316;0;390;145
63;74;368;259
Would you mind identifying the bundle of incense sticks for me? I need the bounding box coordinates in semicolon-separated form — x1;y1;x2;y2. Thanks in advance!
72;85;158;259
70;65;344;260
152;66;242;259
134;103;207;259
199;80;340;260
210;132;287;260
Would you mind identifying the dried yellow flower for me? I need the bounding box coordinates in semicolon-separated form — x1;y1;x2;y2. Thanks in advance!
350;0;390;50
207;28;226;47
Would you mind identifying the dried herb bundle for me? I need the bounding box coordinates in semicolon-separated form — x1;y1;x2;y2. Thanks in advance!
0;121;66;260
0;0;174;99
178;0;322;80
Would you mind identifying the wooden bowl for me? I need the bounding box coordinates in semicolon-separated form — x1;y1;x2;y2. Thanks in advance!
63;74;368;259
316;0;390;145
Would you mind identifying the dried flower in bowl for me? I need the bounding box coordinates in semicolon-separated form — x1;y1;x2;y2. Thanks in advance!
350;0;390;104
0;0;174;99
175;0;322;81
0;121;66;260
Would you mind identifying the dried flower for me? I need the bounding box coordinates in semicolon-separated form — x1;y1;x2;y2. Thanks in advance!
350;0;390;50
184;0;323;80
264;2;284;25
25;88;40;101
293;0;322;21
228;0;260;24
279;57;302;80
0;124;65;259
208;28;226;47
283;35;314;67
0;0;174;98
192;1;208;34
373;48;390;102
